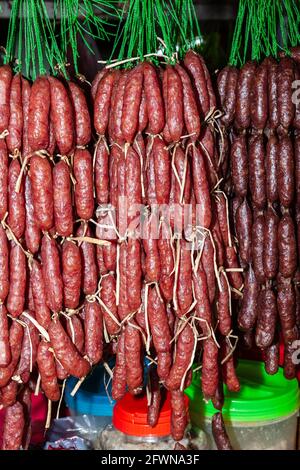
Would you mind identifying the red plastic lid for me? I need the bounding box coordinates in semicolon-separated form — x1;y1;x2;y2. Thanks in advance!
113;392;188;437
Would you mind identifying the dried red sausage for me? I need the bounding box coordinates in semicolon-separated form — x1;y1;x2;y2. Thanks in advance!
278;213;297;278
30;155;53;231
0;225;9;303
7;243;26;318
121;65;143;143
37;340;60;401
30;259;51;330
41;235;63;313
28;76;50;151
48;318;90;378
48;76;75;155
84;300;103;365
68;81;91;147
235;61;256;130
24;175;40;254
62;241;82;310
8;159;25;239
278;135;294;208
53;160;73;237
7;73;23;154
0;65;12;134
249;135;266;209
73;148;94;220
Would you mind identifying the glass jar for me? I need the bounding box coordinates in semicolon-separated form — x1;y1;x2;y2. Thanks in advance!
96;392;189;451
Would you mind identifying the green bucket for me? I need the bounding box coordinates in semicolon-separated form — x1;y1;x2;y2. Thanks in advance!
185;360;300;424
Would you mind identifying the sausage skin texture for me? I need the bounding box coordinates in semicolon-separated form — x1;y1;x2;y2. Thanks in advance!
278;213;297;278
277;276;297;345
266;135;278;203
249;134;266;209
48;76;75;155
191;144;212;228
170;390;188;441
30;155;53;231
53;160;73;237
235;61;256;130
95;138;109;205
62;241;82;310
30;259;51;330
201;337;219;400
230;133;248;198
94;71;115;136
278;135;294;208
121;65;143;143
41;235;63;313
77;224;98;295
0;139;8;220
0;65;12;134
238;266;259;331
263;207;279;280
74;148;94;221
184;50;210;119
143;62;165;134
148;286;172;381
175;64;200;140
255;287;277;348
2;401;25;450
37;340;60;401
165;65;184;142
278;58;295;131
165;323;194;391
0;225;9;303
0;321;23;387
223;66;239;126
100;273;119;336
28;76;50;151
68;81;91;147
84;300;103;365
0;304;11;367
124;322;143;394
24;175;41;254
235;198;252;264
7;243;26;318
8;158;25;239
250;60;268;130
112;330;127;401
48;319;90;378
7;73;23;153
212;412;233;450
251;213;266;284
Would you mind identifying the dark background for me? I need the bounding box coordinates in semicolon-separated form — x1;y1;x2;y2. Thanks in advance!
0;0;239;79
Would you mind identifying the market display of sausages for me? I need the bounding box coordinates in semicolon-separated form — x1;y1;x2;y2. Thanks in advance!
217;47;300;381
0;40;299;449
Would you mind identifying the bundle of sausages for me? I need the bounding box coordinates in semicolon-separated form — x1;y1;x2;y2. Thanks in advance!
92;50;241;446
217;49;300;380
0;49;242;450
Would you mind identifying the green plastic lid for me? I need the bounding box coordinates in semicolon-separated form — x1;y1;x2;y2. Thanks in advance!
185;360;299;423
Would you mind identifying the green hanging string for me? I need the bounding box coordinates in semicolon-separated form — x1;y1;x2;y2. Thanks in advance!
5;0;66;80
53;0;121;75
110;0;201;65
229;0;300;66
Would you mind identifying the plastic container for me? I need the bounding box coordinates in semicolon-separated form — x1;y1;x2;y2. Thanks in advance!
65;363;114;431
186;360;300;450
97;392;189;450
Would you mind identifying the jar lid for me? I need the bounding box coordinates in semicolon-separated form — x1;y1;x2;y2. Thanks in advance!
113;392;188;437
65;362;115;417
186;359;300;423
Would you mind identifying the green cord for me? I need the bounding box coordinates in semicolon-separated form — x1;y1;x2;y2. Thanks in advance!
229;0;300;66
110;0;202;65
